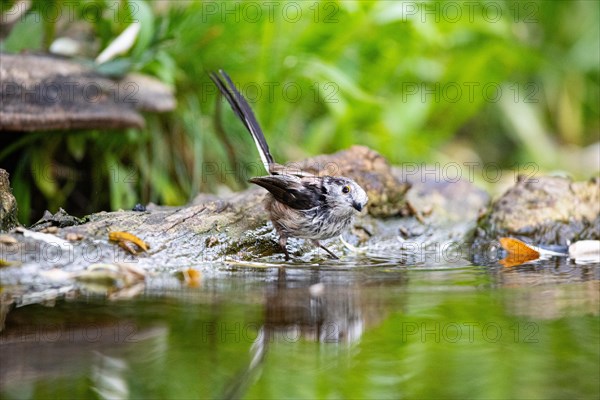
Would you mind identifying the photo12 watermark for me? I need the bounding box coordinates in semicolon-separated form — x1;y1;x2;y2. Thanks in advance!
199;1;339;23
203;80;340;104
397;161;540;184
192;320;540;344
390;1;539;23
401;82;540;104
1;80;139;105
0;321;141;345
2;1;539;25
1;1;138;24
0;239;140;265
400;321;540;343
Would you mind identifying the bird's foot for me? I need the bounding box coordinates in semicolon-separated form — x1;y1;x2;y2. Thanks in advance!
312;240;339;260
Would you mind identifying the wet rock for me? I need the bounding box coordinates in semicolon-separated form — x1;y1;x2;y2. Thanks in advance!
350;165;491;264
402;173;489;224
296;146;410;217
0;169;18;232
474;176;600;247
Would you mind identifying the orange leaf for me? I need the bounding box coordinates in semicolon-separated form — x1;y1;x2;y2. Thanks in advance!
109;231;149;252
499;254;538;268
183;268;202;287
499;237;540;258
499;237;540;267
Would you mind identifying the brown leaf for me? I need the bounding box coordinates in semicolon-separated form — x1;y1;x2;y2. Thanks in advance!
65;233;83;241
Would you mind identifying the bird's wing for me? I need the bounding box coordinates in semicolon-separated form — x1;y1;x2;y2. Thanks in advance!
250;175;323;210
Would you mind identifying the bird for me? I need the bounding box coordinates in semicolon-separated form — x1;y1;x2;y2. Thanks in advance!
209;70;368;260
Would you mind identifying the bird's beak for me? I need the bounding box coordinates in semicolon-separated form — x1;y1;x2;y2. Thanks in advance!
352;202;363;212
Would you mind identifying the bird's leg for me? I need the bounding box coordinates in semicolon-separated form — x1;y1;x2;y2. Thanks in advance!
312;240;339;260
279;236;290;261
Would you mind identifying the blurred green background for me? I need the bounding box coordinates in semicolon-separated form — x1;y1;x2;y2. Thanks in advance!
1;0;598;224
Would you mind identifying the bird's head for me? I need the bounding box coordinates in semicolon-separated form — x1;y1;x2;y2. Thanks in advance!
322;176;368;215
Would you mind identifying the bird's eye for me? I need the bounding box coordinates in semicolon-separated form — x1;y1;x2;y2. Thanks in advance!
342;185;350;194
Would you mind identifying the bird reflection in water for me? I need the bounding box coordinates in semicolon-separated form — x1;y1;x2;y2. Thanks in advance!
224;267;404;398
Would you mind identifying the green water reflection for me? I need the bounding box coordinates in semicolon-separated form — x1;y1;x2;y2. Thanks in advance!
1;264;599;399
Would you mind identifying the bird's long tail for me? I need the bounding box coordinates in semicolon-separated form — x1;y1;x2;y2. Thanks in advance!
210;70;275;173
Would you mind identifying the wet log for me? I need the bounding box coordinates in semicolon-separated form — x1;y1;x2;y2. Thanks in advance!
0;146;491;317
0;146;488;294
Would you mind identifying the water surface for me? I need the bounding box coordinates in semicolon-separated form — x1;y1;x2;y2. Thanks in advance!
1;258;598;399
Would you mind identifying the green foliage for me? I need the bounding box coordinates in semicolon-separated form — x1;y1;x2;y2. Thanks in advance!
0;0;598;223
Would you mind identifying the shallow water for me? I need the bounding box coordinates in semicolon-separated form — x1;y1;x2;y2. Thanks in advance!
1;258;599;399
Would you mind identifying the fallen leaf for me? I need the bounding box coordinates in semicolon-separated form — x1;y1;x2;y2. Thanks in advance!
0;259;12;267
499;237;541;267
109;231;149;254
499;237;572;267
65;233;83;241
499;237;540;258
0;235;17;245
180;268;201;287
499;255;538;268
